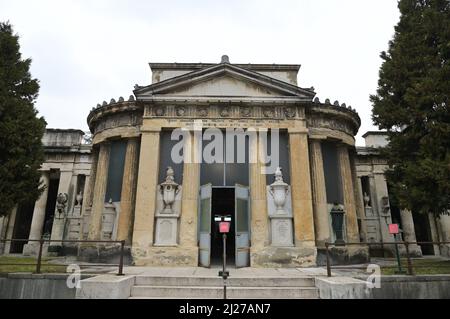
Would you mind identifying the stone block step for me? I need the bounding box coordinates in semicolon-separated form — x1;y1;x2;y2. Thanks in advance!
134;276;315;287
131;285;319;299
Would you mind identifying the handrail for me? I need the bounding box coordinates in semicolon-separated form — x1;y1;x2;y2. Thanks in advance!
324;240;450;277
0;238;126;276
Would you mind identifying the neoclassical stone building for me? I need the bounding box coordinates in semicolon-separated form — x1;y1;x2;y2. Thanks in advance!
1;57;449;267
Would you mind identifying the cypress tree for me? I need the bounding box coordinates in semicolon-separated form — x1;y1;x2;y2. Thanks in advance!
0;22;46;217
370;0;450;215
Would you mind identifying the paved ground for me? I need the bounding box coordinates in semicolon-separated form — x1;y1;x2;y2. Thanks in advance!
116;266;330;277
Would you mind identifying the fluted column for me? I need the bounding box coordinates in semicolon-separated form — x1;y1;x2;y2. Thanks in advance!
23;172;50;255
438;213;450;257
179;130;201;247
400;209;422;256
79;147;98;240
337;144;359;242
132;128;161;254
309;139;330;247
117;138;139;244
87;142;110;240
288;129;315;247
250;129;269;250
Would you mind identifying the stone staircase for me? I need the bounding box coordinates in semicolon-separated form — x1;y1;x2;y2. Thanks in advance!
129;275;319;299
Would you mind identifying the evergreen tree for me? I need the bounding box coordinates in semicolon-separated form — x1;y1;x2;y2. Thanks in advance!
370;0;450;215
0;22;46;217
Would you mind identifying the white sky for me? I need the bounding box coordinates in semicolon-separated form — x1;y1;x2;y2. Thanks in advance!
2;0;400;145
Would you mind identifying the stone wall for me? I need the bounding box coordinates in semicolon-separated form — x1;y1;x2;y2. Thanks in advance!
0;273;91;299
316;275;450;299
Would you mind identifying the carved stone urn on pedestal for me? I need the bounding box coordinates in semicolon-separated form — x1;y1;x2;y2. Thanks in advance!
267;167;294;247
154;167;182;246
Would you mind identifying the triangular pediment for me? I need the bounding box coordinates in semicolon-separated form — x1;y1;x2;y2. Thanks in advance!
134;63;314;99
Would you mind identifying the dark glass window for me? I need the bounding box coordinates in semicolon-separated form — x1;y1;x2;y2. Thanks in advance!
200;129;249;186
158;130;184;185
105;140;127;202
265;130;291;185
322;141;343;204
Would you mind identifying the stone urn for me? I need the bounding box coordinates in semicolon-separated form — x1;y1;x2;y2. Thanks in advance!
330;203;345;245
269;167;289;214
75;192;83;206
101;199;116;240
160;167;180;214
363;192;370;208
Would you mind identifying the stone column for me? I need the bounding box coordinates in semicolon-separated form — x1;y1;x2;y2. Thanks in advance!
117;138;139;244
49;170;73;246
400;209;422;256
3;206;18;254
288;129;315;247
428;213;441;256
79;147;98;240
309;139;330;247
132;128;161;257
355;176;368;241
437;213;450;257
23;172;50;255
250;129;269;250
87;142;111;240
179;130;200;248
337;144;359;242
0;215;6;254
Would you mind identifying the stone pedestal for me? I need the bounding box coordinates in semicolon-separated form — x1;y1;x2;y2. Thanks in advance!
266;168;294;247
82;207;92;240
154;215;179;246
48;171;73;254
67;205;82;241
154;167;182;246
270;216;294;247
101;201;117;240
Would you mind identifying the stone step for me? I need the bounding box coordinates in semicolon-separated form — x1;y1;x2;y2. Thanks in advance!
131;285;319;299
134;276;315;287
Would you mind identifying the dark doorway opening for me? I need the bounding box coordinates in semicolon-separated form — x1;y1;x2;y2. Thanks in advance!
413;212;435;255
10;201;35;253
42;177;60;237
210;188;235;267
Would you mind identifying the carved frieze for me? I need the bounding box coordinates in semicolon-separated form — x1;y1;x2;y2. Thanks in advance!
93;112;143;134
145;104;305;121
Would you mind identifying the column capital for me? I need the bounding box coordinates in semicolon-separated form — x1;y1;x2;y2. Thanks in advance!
308;135;327;141
288;127;309;134
140;126;162;133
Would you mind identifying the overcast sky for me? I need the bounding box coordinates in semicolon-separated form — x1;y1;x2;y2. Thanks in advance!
2;0;400;145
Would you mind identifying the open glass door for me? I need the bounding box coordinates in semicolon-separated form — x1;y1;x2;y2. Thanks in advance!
198;184;212;267
235;184;250;268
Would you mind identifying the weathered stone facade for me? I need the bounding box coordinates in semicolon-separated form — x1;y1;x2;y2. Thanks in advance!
1;57;449;267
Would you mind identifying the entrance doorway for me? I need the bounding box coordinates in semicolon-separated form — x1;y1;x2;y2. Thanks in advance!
198;184;250;268
210;188;235;266
10;201;35;253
